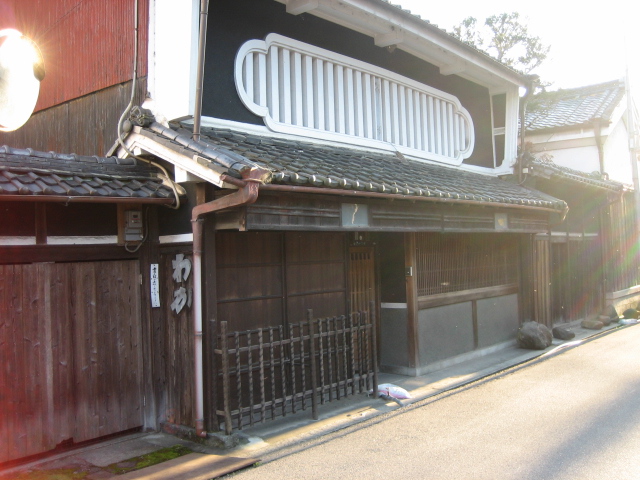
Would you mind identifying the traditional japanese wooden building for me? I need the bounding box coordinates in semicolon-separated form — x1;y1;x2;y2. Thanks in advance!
115;0;567;435
0;0;575;459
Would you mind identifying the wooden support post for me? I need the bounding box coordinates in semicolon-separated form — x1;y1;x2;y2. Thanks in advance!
370;300;378;397
405;232;420;370
307;309;318;420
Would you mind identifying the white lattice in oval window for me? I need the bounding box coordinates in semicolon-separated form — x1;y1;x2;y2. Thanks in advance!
235;34;475;165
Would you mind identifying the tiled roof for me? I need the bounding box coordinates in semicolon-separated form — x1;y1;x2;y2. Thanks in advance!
527;156;626;192
524;80;625;132
0;145;177;202
143;123;566;212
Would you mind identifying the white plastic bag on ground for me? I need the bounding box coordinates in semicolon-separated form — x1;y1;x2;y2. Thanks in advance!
374;383;411;400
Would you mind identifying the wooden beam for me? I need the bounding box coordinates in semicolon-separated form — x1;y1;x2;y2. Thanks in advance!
417;284;519;309
439;61;466;76
0;244;138;264
374;30;405;48
285;0;319;15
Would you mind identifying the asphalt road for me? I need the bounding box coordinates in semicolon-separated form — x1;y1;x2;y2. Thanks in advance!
228;325;640;480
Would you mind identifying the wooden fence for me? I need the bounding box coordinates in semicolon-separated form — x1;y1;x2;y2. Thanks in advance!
0;260;143;463
214;307;378;434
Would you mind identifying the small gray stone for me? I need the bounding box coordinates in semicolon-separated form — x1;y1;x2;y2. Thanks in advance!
598;315;612;326
623;308;639;319
552;326;575;340
581;318;603;330
517;321;553;350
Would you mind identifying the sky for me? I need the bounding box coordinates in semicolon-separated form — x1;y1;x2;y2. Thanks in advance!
395;0;640;92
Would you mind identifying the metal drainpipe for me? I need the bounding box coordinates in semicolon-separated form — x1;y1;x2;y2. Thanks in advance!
519;75;540;183
191;168;266;438
593;119;605;175
192;0;209;142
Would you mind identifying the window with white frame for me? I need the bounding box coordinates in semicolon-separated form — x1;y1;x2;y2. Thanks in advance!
235;34;475;166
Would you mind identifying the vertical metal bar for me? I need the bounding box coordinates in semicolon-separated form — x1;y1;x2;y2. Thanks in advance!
247;331;254;427
330;316;338;400
357;312;364;393
299;323;307;411
350;312;358;395
234;331;242;430
269;327;277;420
258;329;266;423
279;325;287;417
220;322;232;435
363;310;372;392
289;323;297;414
341;315;349;398
318;317;326;404
370;300;378;399
307;309;318;420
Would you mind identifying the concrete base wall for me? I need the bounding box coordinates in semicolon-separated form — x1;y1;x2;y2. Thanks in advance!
380;306;409;369
379;294;520;376
477;294;519;347
418;302;475;366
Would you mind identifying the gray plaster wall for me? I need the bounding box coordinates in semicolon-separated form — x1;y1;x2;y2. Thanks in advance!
380;307;409;369
418;303;474;366
477;294;519;348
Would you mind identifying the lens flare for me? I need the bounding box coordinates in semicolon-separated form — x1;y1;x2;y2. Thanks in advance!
0;28;45;132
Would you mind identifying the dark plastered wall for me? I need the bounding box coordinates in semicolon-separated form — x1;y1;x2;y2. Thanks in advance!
0;202;35;236
46;203;117;236
205;0;494;168
374;232;406;303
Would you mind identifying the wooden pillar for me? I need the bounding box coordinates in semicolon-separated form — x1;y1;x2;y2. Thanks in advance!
139;206;162;431
200;183;220;432
35;203;47;245
202;213;219;432
404;232;419;370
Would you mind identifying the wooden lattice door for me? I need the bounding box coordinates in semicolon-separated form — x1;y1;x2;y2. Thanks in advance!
349;247;376;314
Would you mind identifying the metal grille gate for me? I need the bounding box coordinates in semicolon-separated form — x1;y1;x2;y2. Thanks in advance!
214;307;378;434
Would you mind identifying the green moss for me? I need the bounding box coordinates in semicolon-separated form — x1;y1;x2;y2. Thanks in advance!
107;444;193;475
1;445;193;479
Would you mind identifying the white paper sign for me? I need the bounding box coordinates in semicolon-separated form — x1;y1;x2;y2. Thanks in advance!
150;263;160;308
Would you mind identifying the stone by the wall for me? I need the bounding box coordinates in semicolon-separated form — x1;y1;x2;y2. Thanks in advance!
581;318;603;330
598;315;612;326
623;308;639;319
552;326;575;340
517;321;553;350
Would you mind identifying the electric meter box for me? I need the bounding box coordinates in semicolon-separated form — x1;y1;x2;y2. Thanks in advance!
124;210;144;242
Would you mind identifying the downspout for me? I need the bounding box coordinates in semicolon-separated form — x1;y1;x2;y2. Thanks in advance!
519;75;540;183
593;119;605;176
191;168;267;437
192;0;209;142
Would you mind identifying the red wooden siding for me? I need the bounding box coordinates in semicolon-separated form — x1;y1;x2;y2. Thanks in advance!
0;260;143;463
4;0;148;112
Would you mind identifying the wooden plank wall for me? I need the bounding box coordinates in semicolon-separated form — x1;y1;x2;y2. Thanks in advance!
0;79;147;157
533;237;552;327
158;249;195;429
0;260;143;463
